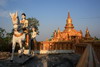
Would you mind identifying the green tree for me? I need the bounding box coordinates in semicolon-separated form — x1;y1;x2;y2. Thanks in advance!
27;17;39;34
5;33;12;43
94;36;99;40
0;28;11;51
0;28;6;38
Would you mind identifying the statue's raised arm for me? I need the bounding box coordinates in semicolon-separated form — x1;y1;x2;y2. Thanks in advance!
9;11;18;29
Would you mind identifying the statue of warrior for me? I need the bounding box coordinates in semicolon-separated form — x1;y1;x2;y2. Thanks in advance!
20;13;28;29
20;13;29;46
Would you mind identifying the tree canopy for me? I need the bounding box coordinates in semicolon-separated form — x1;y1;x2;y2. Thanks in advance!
27;17;40;34
0;28;6;38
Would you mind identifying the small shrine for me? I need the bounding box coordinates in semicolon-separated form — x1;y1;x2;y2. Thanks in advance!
84;27;93;40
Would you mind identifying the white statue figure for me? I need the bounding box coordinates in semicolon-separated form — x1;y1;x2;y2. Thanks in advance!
28;27;37;55
9;12;25;61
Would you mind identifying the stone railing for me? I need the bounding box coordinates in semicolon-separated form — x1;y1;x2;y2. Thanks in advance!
21;41;75;54
92;42;100;62
76;45;100;67
75;43;87;54
75;41;100;62
33;41;74;51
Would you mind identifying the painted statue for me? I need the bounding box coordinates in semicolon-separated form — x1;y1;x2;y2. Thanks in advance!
9;11;38;61
9;12;25;61
28;27;37;55
20;13;28;31
20;13;29;46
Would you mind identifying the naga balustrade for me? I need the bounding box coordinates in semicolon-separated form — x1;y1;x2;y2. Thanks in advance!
75;43;87;55
92;42;100;62
76;44;100;67
75;41;100;62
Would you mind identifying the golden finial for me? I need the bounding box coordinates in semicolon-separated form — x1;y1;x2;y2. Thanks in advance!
68;11;71;18
86;27;89;33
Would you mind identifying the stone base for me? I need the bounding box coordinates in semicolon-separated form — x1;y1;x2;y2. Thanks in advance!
18;50;75;54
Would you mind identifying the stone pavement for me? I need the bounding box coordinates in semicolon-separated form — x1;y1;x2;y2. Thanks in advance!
0;53;80;67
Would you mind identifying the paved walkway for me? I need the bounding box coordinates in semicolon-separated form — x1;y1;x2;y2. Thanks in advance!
0;53;80;67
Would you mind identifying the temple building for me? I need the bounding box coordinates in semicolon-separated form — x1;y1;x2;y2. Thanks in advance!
84;27;93;40
51;12;83;41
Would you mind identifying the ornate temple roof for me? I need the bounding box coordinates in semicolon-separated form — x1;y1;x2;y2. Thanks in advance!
51;12;83;41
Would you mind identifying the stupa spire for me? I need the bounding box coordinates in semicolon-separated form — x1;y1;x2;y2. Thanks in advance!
67;12;72;23
64;12;74;31
68;12;71;18
86;27;89;33
85;27;91;38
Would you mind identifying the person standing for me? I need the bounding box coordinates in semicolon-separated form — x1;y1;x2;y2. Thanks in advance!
28;27;37;55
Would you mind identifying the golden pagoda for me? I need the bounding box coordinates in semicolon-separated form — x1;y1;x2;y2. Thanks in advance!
51;12;82;41
84;28;93;40
85;28;91;38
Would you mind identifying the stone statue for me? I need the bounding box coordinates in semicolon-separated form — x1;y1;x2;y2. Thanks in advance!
20;13;28;31
20;13;29;45
9;12;25;61
28;27;37;55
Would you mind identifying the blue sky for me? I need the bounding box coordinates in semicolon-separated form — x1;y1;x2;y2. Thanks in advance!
0;0;100;41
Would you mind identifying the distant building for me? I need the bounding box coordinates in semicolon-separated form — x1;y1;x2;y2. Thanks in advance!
51;12;82;42
84;27;93;40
